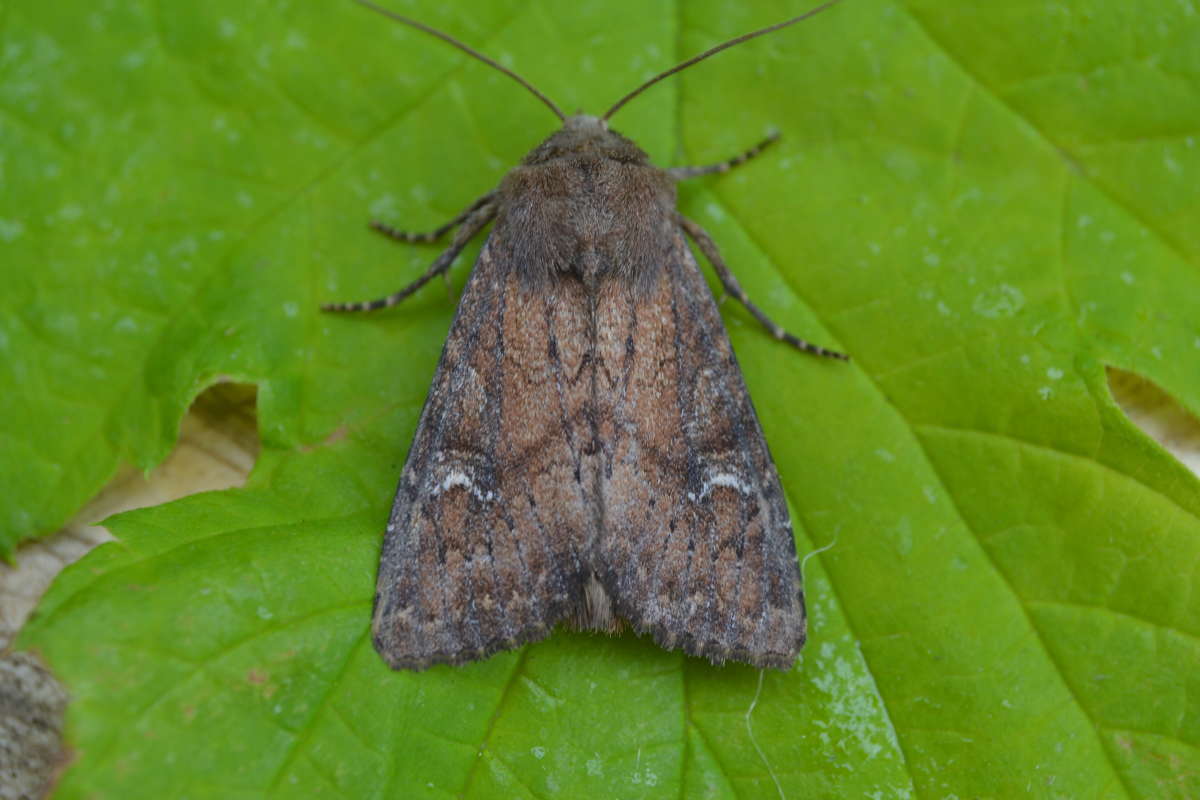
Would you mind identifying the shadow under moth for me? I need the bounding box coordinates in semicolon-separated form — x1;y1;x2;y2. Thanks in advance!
324;0;848;671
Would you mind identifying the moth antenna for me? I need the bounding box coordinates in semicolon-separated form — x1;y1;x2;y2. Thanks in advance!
602;0;842;121
352;0;566;122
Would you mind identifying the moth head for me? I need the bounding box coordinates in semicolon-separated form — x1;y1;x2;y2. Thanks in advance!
521;114;648;166
563;115;608;133
351;0;843;124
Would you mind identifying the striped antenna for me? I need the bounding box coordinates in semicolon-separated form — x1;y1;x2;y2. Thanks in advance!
603;0;842;121
352;0;566;122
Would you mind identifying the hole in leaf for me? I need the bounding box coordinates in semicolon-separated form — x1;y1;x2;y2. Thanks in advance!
0;382;259;647
1106;366;1200;477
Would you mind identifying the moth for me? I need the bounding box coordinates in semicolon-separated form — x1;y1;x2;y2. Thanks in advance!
324;0;848;670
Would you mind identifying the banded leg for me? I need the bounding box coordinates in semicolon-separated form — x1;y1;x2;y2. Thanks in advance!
678;214;848;360
370;191;496;243
321;200;498;313
667;132;780;181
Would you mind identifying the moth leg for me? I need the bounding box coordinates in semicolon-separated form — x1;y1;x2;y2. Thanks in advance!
370;191;496;244
667;132;779;181
678;214;849;360
321;200;498;313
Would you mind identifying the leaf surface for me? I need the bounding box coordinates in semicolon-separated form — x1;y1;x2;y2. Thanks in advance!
8;0;1200;796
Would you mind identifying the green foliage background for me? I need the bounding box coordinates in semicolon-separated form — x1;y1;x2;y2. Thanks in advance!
3;0;1199;796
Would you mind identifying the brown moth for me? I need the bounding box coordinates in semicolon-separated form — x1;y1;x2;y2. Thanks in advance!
324;0;847;670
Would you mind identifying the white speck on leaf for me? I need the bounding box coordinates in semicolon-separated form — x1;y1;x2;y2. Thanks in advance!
519;676;563;712
48;313;78;335
170;236;197;257
972;284;1024;318
0;218;25;242
810;634;903;764
892;517;913;557
121;50;146;70
954;186;981;207
408;184;430;204
370;193;398;219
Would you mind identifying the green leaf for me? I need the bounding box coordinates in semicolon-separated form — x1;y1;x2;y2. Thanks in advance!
9;0;1200;796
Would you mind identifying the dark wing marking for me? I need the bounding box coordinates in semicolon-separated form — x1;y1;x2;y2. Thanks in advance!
371;236;593;670
592;228;805;669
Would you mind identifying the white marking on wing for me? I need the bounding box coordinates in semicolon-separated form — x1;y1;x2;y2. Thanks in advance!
432;467;496;503
687;471;753;502
440;470;473;493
